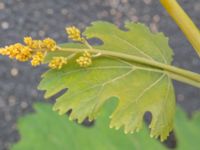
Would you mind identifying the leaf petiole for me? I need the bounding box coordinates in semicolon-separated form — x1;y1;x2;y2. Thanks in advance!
59;47;200;88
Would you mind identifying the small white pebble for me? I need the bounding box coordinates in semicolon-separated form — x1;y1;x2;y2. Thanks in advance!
46;8;54;15
150;23;158;33
38;30;46;37
177;94;185;101
61;8;68;15
10;68;18;76
20;101;28;109
110;8;116;15
8;96;16;107
1;21;10;30
121;0;128;4
97;10;109;18
153;15;160;23
109;0;119;8
143;0;152;5
131;15;139;22
0;2;5;10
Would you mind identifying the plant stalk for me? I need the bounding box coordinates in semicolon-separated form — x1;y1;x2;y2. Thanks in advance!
59;47;200;88
160;0;200;57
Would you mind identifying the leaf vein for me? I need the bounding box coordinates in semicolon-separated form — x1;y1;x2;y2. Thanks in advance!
135;74;166;103
113;34;155;61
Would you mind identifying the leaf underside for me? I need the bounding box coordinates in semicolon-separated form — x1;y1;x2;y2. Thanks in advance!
38;21;176;141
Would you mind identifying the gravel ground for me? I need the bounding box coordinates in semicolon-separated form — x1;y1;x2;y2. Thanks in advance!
0;0;200;149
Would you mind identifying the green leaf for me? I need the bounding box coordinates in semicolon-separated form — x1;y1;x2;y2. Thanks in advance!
11;102;167;150
175;107;200;150
38;21;176;141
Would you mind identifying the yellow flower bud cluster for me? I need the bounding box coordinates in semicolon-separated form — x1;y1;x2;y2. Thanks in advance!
24;37;56;51
66;26;83;42
48;57;67;69
43;38;57;51
0;43;32;62
0;37;61;68
76;51;92;67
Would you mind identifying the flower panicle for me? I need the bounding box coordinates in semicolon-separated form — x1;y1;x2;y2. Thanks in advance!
0;43;32;62
0;37;59;68
0;27;94;70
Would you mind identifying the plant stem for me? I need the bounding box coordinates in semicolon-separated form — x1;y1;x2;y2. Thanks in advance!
160;0;200;57
59;47;200;88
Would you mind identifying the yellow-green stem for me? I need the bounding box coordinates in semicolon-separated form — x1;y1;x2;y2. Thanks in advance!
59;47;200;88
160;0;200;57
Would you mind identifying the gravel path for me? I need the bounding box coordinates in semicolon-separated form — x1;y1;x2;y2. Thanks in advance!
0;0;200;149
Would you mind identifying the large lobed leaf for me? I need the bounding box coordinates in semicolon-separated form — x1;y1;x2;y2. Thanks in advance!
38;21;176;140
11;102;167;150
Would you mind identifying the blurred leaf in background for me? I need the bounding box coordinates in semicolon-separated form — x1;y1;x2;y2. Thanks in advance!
174;107;200;150
11;101;200;150
11;101;166;150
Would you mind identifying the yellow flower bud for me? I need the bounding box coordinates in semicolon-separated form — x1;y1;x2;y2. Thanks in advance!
43;38;57;51
31;52;44;66
76;51;92;67
24;37;33;47
66;26;83;41
48;57;67;69
0;48;8;56
31;40;43;49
